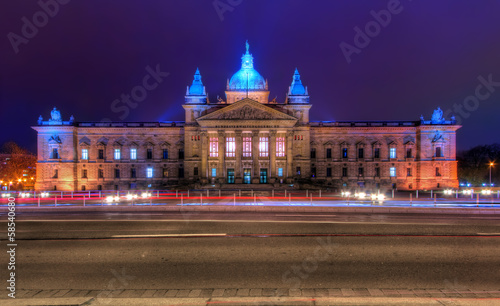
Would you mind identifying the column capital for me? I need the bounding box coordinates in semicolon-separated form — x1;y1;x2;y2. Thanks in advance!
286;131;294;137
217;130;225;137
235;130;242;136
269;130;277;137
252;130;260;137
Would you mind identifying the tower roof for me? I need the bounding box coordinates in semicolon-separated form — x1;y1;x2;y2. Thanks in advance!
288;68;307;95
228;41;267;91
187;68;205;96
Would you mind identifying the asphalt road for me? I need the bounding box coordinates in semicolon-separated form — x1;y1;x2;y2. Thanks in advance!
1;211;500;292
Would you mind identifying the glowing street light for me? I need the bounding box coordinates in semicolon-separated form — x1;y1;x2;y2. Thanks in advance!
489;162;495;187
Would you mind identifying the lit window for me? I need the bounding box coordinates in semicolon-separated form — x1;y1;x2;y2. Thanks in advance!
114;149;121;160
212;168;217;177
342;148;348;158
390;167;396;177
147;167;153;178
278;168;283;177
81;149;88;160
130;148;137;160
209;137;218;157
276;137;285;157
259;136;269;157
243;137;252;157
390;147;397;159
226;137;235;157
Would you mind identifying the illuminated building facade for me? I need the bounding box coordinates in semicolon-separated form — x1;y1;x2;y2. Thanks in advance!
33;42;460;191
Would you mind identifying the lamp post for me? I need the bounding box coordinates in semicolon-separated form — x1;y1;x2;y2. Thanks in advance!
490;162;494;186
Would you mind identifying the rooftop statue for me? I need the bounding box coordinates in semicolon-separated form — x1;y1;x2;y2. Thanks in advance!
431;107;444;123
50;107;62;122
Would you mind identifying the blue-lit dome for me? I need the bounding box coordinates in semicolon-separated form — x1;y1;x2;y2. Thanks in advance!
228;41;267;91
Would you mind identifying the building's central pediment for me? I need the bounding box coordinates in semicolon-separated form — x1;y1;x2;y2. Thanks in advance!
196;98;297;127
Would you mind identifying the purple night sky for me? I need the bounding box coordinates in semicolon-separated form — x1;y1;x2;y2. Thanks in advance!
1;0;499;152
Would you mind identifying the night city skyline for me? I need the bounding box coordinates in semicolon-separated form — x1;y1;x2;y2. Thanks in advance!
2;1;500;151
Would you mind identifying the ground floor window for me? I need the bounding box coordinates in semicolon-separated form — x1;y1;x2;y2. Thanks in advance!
259;168;268;184
278;168;283;177
227;169;235;184
243;168;251;184
211;168;217;177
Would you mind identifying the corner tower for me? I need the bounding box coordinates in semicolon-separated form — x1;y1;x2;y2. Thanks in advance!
225;41;270;104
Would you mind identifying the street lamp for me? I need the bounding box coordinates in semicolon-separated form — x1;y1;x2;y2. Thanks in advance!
490;162;495;186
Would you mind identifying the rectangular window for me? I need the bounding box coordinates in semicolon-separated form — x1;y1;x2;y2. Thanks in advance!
227;169;235;184
342;148;348;158
163;168;168;178
130;168;136;178
259;137;269;157
226;137;236;157
82;185;86;191
436;167;441;176
209;137;218;157
194;167;199;176
407;167;412;176
147;149;153;160
326;148;332;159
278;167;283;177
390;147;397;159
310;148;316;159
130;148;137;160
81;149;88;160
82;169;87;178
163;149;168;159
98;169;103;178
98;149;104;160
147;167;153;178
311;167;316;177
390;167;396;177
211;168;217;177
243;137;252;157
327;167;332;177
114;168;120;178
358;167;364;176
374;148;380;159
53;169;58;179
178;149;184;160
52;148;59;159
114;148;121;160
358;148;364;159
342;167;347;177
375;167;380;177
406;148;412;158
97;185;102;191
296;167;301;175
178;167;184;178
276;137;285;157
435;147;442;157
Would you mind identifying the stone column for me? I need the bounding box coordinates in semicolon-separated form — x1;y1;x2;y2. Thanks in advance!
235;131;242;183
218;130;225;182
269;130;276;181
252;130;260;183
201;131;208;183
286;131;294;182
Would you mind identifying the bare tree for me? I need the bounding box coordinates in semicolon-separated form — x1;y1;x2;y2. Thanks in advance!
0;142;36;190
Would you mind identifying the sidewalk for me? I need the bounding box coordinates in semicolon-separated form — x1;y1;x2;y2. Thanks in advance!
2;288;500;305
